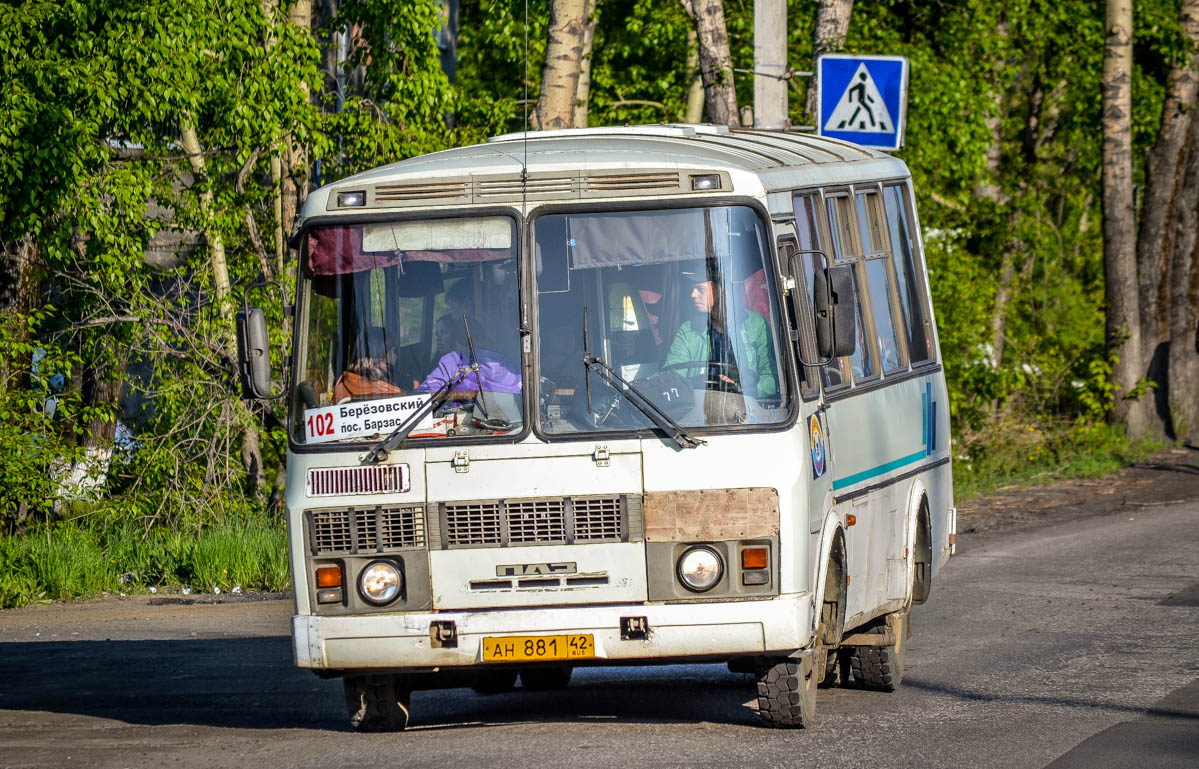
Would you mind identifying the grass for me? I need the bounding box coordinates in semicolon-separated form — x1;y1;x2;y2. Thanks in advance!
0;420;1165;610
0;519;289;609
952;419;1163;502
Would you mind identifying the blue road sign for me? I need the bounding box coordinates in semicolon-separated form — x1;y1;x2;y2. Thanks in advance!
817;54;909;151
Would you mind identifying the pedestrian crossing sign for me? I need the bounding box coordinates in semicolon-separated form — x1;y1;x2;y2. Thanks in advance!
816;54;908;151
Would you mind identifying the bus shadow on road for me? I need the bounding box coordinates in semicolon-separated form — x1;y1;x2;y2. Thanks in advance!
0;637;343;730
409;665;764;730
0;639;782;731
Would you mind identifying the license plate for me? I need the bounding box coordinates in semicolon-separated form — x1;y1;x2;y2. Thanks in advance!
481;634;595;662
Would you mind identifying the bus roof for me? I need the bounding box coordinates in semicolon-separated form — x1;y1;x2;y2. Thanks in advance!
304;124;911;218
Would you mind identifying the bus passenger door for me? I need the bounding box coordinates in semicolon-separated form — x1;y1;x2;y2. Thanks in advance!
776;208;834;546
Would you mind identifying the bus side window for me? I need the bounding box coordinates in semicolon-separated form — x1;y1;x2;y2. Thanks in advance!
883;184;934;364
826;194;875;384
856;190;907;374
790;192;837;392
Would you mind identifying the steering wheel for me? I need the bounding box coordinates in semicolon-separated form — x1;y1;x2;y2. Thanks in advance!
655;360;743;394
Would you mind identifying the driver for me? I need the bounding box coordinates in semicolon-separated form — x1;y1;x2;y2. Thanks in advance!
664;260;777;398
333;327;406;403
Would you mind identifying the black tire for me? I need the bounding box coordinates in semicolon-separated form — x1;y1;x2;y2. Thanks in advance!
471;668;518;695
343;674;412;732
755;653;817;729
848;611;908;692
519;666;573;690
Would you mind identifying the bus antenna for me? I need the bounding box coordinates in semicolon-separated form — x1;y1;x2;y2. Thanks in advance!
521;0;529;205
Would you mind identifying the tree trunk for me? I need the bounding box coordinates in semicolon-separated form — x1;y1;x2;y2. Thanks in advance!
179;120;234;344
685;25;705;123
805;0;854;122
1137;0;1199;436
533;0;587;131
179;119;265;488
1167;112;1199;443
0;233;42;380
1102;0;1150;436
680;0;739;127
283;0;313;264
573;0;600;128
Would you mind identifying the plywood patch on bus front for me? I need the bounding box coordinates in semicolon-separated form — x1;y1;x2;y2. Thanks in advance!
643;488;780;541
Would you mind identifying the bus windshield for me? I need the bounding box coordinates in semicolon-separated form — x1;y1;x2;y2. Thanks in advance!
534;205;789;436
292;215;523;445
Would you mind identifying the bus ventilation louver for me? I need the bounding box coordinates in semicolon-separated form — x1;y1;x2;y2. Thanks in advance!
583;172;680;192
476;177;575;199
440;495;629;548
308;506;425;555
306;466;407;497
360;171;686;207
373;181;469;202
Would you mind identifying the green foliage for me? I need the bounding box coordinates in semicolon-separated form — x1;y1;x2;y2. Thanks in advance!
954;419;1162;501
0;518;289;608
0;0;1189;599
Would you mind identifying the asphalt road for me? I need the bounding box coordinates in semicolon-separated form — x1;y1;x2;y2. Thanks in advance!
1;499;1197;768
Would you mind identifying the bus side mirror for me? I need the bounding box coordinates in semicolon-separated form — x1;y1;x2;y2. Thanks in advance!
236;307;274;399
814;265;857;359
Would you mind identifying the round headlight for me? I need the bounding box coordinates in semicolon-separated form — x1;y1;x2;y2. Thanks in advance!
677;546;723;592
358;560;403;605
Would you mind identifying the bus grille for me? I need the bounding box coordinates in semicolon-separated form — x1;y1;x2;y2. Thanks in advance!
442;501;502;546
573;496;624;541
506;499;567;544
306;465;408;497
439;495;630;548
308;506;425;555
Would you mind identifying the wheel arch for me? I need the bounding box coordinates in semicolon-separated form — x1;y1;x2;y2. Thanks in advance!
905;479;933;605
810;506;848;642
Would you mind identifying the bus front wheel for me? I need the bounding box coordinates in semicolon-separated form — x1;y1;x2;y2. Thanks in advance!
344;673;412;732
755;652;817;728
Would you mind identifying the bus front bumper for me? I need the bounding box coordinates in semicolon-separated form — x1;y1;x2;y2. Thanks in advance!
293;595;810;671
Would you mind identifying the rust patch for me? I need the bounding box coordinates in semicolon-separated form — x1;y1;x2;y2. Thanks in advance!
643;488;780;541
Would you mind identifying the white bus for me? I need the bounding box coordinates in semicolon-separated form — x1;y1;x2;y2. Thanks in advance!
238;124;955;730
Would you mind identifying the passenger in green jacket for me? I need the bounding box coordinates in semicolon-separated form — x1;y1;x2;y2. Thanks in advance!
665;269;778;398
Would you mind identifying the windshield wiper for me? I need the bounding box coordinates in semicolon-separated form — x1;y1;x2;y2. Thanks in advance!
364;316;482;464
581;307;704;450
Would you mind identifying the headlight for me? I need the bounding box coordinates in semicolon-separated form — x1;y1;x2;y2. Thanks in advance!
358;560;403;605
677;546;723;592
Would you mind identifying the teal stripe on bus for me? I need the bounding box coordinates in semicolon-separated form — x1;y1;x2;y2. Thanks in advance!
832;450;928;491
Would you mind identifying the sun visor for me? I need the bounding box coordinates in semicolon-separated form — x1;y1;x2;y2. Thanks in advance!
306;218;514;276
566;209;707;269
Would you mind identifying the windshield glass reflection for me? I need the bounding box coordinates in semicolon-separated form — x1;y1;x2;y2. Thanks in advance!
534;206;789;436
293;216;523;445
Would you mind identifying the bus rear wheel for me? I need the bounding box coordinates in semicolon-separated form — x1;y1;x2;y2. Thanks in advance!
755;652;817;728
848;611;908;692
343;673;412;732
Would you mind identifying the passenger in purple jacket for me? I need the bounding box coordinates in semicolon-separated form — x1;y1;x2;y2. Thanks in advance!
417;315;521;397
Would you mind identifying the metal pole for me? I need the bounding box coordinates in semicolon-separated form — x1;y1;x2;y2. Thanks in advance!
753;0;788;130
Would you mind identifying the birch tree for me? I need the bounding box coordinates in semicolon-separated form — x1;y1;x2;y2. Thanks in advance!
1101;0;1150;437
533;0;587;130
805;0;854;122
680;0;739;127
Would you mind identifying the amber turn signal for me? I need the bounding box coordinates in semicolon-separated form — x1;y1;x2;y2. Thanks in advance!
316;565;343;588
846;514;857;527
741;547;769;570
